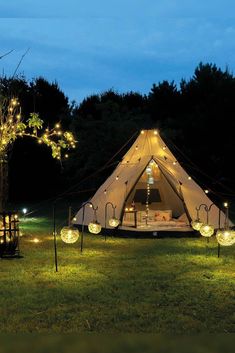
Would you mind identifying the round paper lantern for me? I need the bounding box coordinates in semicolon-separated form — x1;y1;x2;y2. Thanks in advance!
199;224;214;237
216;229;235;246
108;218;120;227
60;226;79;244
88;221;102;234
191;220;203;231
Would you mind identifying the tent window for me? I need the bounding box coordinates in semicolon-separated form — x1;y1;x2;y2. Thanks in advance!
134;189;161;204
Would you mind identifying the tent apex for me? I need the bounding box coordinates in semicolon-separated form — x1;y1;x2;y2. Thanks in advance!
140;129;159;136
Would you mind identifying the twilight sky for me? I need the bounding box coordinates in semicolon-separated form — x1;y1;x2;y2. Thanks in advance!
0;1;235;103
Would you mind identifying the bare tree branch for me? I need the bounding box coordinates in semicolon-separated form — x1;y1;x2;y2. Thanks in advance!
12;48;30;78
0;49;14;60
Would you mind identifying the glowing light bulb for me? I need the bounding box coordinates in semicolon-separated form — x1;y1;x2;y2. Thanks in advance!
200;224;214;237
216;229;235;246
188;176;192;180
141;130;145;134
153;130;158;135
146;166;152;174
88;222;102;234
191;220;203;231
33;238;39;243
61;226;79;243
109;218;120;227
205;190;209;194
223;202;228;208
22;208;27;215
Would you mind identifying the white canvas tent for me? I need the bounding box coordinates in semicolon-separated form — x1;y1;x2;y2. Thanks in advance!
74;129;228;235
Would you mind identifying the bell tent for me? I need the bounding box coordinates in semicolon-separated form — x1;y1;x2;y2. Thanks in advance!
73;129;227;236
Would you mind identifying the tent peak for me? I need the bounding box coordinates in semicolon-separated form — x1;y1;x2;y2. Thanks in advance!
140;129;159;136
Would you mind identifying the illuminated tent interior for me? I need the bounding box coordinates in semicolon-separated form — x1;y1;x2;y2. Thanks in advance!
73;129;228;235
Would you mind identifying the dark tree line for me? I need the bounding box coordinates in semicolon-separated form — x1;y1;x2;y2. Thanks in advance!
1;62;235;204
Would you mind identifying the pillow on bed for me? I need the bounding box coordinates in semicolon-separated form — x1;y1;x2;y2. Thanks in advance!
138;210;155;222
155;210;172;221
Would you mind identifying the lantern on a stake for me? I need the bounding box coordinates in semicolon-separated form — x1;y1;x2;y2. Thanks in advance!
88;221;102;234
199;224;214;237
216;229;235;246
60;226;79;244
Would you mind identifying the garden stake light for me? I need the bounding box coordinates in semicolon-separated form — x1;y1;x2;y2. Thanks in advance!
195;203;216;242
216;203;235;257
81;202;101;253
60;206;79;244
104;202;120;241
52;202;58;272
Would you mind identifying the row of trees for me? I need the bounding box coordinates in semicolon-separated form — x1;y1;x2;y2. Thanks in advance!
0;63;235;208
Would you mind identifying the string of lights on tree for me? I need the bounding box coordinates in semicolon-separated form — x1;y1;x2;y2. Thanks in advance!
0;97;76;159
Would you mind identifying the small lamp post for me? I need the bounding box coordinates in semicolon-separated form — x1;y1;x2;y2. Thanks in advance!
81;202;101;253
104;202;120;241
60;206;80;244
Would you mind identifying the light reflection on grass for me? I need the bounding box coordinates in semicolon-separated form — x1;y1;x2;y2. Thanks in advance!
0;214;234;333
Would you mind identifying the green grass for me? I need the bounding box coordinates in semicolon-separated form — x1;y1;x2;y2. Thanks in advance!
0;215;235;333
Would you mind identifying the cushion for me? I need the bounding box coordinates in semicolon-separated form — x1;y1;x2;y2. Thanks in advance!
155;210;172;221
137;210;156;223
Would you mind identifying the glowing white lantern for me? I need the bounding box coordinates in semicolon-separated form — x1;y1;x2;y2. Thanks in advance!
148;177;154;184
88;221;102;234
60;226;79;243
191;220;203;231
109;218;120;228
199;224;214;237
216;229;235;246
146;166;152;174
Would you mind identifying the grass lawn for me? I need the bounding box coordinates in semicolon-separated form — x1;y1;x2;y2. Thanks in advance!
0;214;235;333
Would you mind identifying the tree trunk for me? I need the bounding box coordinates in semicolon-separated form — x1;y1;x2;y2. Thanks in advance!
0;153;8;212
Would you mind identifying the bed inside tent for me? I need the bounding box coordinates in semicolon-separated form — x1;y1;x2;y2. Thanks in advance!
120;158;191;232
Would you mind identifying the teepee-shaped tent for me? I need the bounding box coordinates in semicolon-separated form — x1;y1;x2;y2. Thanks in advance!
74;129;227;235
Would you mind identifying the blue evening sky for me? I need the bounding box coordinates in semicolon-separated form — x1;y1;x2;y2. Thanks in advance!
0;1;235;103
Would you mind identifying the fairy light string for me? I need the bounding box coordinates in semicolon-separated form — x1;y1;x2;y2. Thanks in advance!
0;97;76;160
